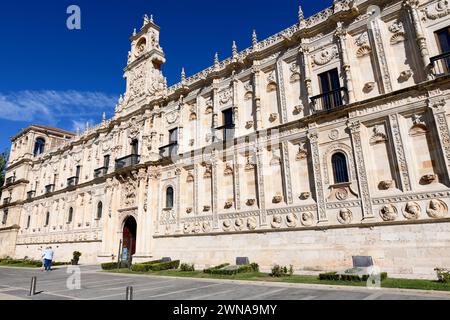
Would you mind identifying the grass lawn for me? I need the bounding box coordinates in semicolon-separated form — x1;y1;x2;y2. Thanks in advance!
104;268;450;292
0;261;41;268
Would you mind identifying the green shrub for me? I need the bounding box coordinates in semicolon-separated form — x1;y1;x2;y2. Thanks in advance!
203;263;231;274
101;262;119;270
180;263;195;272
319;272;340;281
205;264;255;275
270;264;291;277
131;263;150;272
148;260;180;271
435;268;450;283
141;259;164;265
250;263;260;272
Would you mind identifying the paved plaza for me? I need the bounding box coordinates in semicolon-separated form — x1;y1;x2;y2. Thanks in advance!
0;266;449;300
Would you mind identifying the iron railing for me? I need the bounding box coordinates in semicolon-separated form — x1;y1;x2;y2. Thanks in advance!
430;51;450;77
213;124;235;142
94;167;109;179
5;176;15;186
27;191;36;200
2;198;11;205
310;87;348;113
67;177;79;188
115;154;140;170
159;143;179;160
45;184;55;194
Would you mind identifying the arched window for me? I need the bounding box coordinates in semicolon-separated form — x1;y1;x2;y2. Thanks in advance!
332;152;349;184
33;138;46;156
97;202;103;220
166;187;174;209
68;207;73;223
45;212;50;226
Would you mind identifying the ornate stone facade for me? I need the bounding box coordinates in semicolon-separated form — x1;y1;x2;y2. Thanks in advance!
1;0;450;277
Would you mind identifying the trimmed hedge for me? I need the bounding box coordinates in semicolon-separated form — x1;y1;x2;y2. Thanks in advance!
0;259;70;268
101;262;120;270
131;260;180;272
203;263;230;274
203;263;259;275
319;272;388;282
180;263;195;272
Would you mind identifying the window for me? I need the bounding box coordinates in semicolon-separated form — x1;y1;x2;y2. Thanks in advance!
103;155;110;168
222;109;234;128
26;216;31;229
169;128;178;144
75;166;82;178
2;210;8;225
436;27;450;54
68;207;73;223
45;212;50;227
318;68;343;110
131;139;139;155
166;187;174;209
332;152;349;184
97;202;103;220
33;138;46;156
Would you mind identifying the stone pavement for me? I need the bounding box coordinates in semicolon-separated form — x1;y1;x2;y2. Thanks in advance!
0;265;449;300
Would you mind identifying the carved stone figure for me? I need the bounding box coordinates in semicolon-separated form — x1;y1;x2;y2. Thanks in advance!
301;212;315;226
403;202;421;220
247;217;257;230
380;204;398;221
286;213;298;228
271;214;282;228
427;199;448;218
337;208;353;224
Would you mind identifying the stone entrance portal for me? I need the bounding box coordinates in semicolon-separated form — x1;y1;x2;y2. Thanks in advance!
122;216;137;258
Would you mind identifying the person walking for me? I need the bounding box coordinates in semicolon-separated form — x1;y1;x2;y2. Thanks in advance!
42;246;54;272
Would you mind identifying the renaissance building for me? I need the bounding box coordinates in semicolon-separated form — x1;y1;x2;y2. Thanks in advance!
1;0;450;277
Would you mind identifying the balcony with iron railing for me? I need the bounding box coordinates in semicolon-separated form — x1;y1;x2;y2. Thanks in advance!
27;191;36;200
94;167;109;179
159;143;179;161
45;184;55;194
213;124;235;142
2;197;11;206
430;51;450;77
5;176;15;187
115;154;140;170
310;87;348;113
67;177;79;188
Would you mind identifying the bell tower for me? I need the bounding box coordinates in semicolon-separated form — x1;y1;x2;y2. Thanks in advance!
116;15;167;115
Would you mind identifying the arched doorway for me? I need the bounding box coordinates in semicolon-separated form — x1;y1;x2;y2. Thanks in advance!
122;216;137;261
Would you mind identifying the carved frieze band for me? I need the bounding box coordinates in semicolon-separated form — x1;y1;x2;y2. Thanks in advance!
389;114;412;191
233;151;241;210
255;145;267;225
369;17;393;93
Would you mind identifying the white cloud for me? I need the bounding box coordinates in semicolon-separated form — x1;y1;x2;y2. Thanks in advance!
0;90;118;125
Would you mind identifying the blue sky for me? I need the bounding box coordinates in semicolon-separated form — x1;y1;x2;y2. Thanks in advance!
0;0;331;154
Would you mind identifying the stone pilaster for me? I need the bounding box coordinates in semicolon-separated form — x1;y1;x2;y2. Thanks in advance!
402;0;430;79
335;22;355;104
194;164;199;215
280;141;293;205
252;62;263;130
388;114;412;191
276;59;288;123
428;99;450;183
211;152;219;229
175;168;182;233
367;11;393;94
347;120;374;220
307;128;327;222
233;150;241;210
255;143;267;226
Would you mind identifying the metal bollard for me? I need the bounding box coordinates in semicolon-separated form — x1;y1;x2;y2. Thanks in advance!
126;286;133;300
29;277;37;296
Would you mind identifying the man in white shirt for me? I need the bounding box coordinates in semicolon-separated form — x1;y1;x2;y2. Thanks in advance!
42;247;54;271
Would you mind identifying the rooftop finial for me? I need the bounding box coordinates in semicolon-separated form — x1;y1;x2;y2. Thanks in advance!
252;30;258;48
232;41;238;58
133;28;137;36
214;52;219;67
181;67;186;82
143;14;149;27
298;5;304;22
150;14;154;23
102;112;106;123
